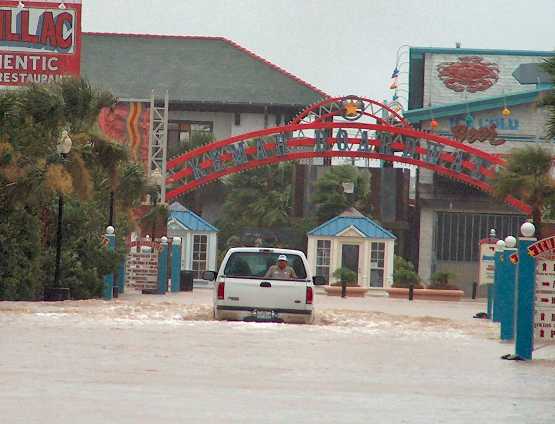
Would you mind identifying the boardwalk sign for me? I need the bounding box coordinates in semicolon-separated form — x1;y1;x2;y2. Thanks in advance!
527;236;555;343
125;238;161;291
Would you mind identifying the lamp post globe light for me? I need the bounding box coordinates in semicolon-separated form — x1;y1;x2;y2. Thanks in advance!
53;131;72;288
521;222;536;238
504;236;517;248
149;168;164;204
342;181;354;194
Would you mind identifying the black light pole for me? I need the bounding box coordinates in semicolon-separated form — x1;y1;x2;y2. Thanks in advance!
53;193;64;287
108;190;115;227
53;131;72;287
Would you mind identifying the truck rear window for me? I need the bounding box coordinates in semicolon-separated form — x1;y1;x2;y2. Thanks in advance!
223;252;307;279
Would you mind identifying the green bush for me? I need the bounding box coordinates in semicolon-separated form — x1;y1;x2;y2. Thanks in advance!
429;271;459;290
392;256;423;289
0;207;43;300
332;267;358;286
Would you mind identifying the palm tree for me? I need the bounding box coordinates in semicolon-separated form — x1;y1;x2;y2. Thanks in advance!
312;165;371;223
492;146;555;236
140;203;169;239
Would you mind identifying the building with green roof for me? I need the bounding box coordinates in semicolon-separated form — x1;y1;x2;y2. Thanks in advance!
82;32;328;222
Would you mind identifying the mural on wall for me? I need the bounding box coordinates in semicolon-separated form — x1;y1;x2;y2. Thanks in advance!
437;56;500;93
98;102;150;172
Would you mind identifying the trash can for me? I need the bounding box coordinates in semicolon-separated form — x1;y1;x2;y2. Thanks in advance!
180;270;194;292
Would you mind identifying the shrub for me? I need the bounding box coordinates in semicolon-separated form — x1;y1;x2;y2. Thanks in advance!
331;267;358;286
392;256;423;288
429;271;459;290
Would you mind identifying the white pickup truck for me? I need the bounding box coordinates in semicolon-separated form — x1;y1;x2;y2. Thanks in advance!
204;247;326;324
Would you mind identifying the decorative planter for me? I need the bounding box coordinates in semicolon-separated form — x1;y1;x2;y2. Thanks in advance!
385;288;464;301
324;285;369;297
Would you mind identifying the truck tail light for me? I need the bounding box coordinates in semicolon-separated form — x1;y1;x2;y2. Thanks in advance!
306;286;313;304
217;282;225;300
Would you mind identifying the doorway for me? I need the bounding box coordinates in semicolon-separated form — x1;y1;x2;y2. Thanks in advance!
341;244;360;282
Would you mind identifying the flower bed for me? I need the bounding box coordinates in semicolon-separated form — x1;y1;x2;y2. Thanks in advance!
385;288;464;301
323;285;369;297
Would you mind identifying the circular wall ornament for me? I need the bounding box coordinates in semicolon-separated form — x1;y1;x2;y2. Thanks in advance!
341;95;365;121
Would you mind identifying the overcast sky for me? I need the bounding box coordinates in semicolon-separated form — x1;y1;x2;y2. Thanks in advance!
83;0;555;103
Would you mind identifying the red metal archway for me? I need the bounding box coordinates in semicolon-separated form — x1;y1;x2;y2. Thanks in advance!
165;96;531;215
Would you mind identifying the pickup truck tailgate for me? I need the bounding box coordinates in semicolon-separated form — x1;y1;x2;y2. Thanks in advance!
223;277;309;311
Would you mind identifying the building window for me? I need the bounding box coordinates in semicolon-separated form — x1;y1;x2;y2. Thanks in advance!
316;240;331;283
435;212;525;262
168;120;213;156
370;242;385;287
192;234;208;279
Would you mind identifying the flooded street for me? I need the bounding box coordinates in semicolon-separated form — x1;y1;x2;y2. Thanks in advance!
1;290;554;423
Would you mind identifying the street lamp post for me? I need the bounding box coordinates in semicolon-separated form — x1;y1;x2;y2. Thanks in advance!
108;190;115;227
53;131;72;287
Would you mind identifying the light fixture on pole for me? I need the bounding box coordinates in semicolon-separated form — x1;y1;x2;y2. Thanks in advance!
53;131;72;288
520;222;535;238
342;182;354;194
504;236;517;248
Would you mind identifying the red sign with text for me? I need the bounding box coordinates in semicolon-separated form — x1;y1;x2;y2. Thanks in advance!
0;1;81;86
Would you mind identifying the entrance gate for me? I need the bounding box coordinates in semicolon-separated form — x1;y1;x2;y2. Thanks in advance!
163;96;531;215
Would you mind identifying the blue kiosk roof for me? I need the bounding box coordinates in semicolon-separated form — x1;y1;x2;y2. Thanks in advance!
308;208;395;239
168;202;218;232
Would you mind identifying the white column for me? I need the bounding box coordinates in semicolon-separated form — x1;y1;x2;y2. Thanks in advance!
208;233;217;271
418;208;434;282
385;239;395;288
185;232;193;270
360;240;368;287
307;237;316;275
330;238;339;282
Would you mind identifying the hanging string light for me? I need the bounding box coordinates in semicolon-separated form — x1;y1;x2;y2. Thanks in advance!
501;90;511;117
429;110;438;129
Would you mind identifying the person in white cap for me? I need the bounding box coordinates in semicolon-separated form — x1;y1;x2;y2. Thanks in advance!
265;254;298;279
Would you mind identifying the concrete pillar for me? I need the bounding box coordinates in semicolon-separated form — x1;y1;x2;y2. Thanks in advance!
158;237;169;294
171;237;182;293
418;208;434;281
514;223;536;360
103;226;116;300
500;246;517;341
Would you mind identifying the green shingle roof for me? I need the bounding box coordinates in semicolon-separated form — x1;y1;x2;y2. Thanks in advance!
81;33;327;106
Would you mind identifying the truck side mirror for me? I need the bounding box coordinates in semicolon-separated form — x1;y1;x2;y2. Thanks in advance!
312;275;326;286
203;271;217;281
